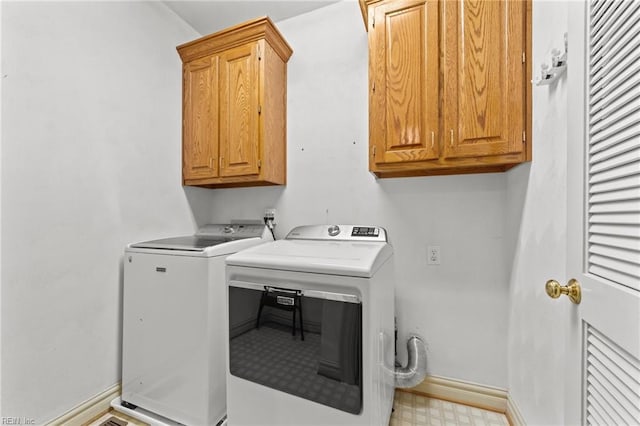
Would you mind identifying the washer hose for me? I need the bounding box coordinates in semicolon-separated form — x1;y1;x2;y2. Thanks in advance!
394;335;427;388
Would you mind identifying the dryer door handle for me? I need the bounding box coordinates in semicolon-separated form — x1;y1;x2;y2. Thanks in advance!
303;290;360;304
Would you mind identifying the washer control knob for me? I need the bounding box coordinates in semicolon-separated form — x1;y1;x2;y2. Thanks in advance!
224;225;234;233
328;225;340;237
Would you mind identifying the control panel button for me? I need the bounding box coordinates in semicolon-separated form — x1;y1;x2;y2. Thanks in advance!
328;225;341;236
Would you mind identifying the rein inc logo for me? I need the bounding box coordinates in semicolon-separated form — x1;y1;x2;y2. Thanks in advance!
2;418;35;425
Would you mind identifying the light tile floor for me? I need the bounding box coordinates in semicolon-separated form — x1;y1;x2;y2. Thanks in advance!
84;410;148;426
89;392;510;426
390;391;510;426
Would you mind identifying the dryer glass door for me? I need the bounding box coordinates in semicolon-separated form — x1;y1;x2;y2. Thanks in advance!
228;283;363;414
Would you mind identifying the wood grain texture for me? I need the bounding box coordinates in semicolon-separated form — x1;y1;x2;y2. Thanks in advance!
525;0;532;161
371;151;525;178
461;0;502;141
369;0;439;170
443;0;525;159
219;42;259;177
364;0;531;177
179;18;291;188
261;41;287;185
182;56;218;181
177;16;292;64
359;0;369;30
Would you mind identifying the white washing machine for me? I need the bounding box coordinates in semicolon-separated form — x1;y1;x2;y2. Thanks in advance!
225;224;395;426
114;223;272;426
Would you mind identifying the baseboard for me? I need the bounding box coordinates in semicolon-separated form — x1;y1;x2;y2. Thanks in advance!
506;394;526;426
405;376;528;425
406;375;508;413
45;383;121;426
42;378;524;425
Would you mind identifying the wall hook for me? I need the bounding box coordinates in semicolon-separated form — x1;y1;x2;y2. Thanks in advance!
534;33;568;86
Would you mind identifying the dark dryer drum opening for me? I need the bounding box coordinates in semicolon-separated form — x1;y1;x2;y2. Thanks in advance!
228;285;363;414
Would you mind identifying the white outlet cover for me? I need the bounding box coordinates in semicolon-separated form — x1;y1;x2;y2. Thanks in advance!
427;245;441;265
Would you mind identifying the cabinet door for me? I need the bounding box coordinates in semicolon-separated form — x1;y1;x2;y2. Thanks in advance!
219;42;260;177
443;0;525;159
183;56;219;180
369;0;439;166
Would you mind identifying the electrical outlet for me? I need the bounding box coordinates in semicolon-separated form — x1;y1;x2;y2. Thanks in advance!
427;245;441;265
264;208;276;222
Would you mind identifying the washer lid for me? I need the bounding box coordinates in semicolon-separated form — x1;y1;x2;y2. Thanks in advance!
225;239;393;278
129;223;268;252
130;236;233;252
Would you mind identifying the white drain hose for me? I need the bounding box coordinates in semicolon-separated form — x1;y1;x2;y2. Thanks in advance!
394;335;427;388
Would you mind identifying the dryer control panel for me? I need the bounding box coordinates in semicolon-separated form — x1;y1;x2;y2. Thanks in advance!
351;226;380;237
286;225;387;242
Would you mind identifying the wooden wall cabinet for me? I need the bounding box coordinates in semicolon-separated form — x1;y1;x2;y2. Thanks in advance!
177;17;292;188
360;0;532;178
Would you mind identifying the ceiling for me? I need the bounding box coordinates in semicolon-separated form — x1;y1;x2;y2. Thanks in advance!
164;1;340;35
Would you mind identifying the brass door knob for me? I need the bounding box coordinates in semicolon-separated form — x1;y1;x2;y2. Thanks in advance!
545;279;581;304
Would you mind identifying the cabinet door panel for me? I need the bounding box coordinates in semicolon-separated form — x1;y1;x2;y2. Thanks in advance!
370;0;439;165
443;0;525;159
219;43;260;177
183;57;218;180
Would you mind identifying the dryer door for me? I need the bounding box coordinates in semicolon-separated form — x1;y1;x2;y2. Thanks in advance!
228;282;363;414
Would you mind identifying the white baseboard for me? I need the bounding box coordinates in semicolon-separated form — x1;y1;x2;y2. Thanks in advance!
506;394;526;426
46;378;526;426
406;376;527;425
45;383;121;426
407;375;508;413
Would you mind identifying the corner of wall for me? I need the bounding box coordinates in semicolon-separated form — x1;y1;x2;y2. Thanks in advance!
503;1;570;423
0;0;4;415
507;392;526;426
157;1;202;36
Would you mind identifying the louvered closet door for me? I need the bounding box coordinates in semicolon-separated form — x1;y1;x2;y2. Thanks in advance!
566;1;640;425
588;0;640;291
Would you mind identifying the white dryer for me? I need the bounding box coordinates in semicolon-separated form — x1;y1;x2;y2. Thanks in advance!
225;224;395;426
114;223;272;426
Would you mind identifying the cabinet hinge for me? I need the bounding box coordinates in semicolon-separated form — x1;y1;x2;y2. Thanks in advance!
257;44;262;61
450;129;454;147
258;105;262;114
220;157;224;168
372;15;375;28
523;130;526;143
372;82;375;93
522;51;526;64
372;146;377;157
258;159;262;169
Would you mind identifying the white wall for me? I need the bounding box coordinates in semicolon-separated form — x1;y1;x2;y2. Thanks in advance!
0;0;571;422
0;0;3;414
0;2;213;422
506;1;569;424
207;0;510;389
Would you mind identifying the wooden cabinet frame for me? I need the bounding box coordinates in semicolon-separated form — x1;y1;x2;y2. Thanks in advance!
361;0;532;178
370;0;440;165
177;17;292;188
